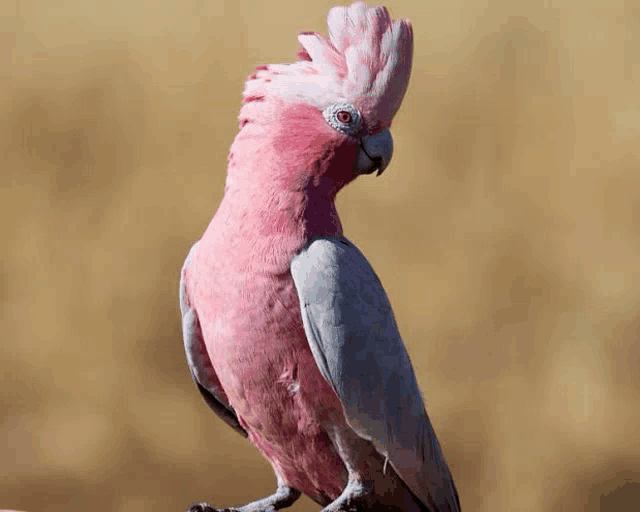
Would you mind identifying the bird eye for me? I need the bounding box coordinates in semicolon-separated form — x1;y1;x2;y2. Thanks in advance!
322;103;362;134
337;111;352;124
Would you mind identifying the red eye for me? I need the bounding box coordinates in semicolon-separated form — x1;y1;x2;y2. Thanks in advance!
336;110;352;124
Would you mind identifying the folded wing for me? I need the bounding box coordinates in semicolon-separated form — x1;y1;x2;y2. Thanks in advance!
291;236;460;512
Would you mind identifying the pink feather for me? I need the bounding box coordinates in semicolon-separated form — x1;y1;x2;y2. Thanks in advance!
238;1;412;130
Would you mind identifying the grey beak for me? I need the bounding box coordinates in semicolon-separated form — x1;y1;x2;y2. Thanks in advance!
357;129;394;176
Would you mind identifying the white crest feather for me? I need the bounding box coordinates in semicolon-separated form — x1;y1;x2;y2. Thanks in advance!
240;2;413;126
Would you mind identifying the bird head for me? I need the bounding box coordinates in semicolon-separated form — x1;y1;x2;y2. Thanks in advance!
230;2;413;193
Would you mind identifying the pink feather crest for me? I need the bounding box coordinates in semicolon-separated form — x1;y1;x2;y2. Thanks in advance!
240;2;413;127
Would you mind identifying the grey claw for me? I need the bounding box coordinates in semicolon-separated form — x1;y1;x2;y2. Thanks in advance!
187;503;217;512
188;504;240;512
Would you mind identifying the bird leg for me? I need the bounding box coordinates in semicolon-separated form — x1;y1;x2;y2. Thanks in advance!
321;479;374;512
188;485;301;512
321;425;377;512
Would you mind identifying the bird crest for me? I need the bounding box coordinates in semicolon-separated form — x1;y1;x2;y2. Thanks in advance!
241;2;413;127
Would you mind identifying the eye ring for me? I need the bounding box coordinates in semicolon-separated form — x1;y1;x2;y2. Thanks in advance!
322;103;362;134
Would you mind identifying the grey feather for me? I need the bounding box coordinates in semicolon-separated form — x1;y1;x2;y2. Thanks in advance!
291;236;460;512
180;242;247;438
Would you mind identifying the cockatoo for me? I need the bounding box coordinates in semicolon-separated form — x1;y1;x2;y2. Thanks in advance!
180;2;461;511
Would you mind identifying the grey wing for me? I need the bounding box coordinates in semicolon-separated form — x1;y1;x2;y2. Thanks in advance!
291;236;460;512
180;242;247;438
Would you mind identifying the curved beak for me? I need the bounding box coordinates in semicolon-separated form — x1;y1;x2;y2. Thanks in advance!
356;129;394;177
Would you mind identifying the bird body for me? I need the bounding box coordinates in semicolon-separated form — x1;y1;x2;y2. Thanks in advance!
180;3;460;511
184;193;349;504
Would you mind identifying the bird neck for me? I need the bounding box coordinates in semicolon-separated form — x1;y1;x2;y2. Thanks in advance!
218;122;349;242
217;180;344;242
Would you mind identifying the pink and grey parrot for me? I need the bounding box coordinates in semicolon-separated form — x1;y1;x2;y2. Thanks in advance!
180;3;460;511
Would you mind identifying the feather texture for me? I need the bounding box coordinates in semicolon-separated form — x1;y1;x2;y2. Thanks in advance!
179;3;461;512
238;1;412;131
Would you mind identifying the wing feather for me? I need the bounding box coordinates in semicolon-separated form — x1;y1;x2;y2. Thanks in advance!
291;236;460;511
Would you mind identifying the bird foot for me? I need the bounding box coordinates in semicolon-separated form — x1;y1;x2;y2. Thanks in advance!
321;480;373;512
187;485;300;512
188;503;237;512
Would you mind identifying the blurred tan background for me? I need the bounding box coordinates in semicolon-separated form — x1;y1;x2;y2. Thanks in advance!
1;0;639;511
